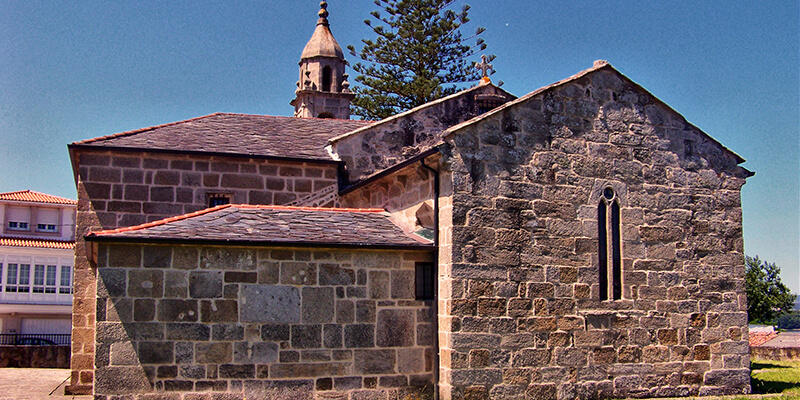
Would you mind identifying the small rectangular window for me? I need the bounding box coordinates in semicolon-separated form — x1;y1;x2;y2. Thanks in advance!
37;224;57;232
415;263;435;300
8;221;29;230
208;193;231;208
33;265;45;293
6;264;17;292
46;265;57;294
18;264;30;292
59;266;72;294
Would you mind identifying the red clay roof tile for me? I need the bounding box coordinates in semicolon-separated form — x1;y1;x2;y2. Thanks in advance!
0;237;75;250
0;190;76;205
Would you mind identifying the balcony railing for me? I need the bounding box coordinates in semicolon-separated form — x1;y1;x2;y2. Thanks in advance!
0;333;70;346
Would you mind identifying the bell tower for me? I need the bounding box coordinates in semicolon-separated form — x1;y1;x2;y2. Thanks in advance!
291;1;354;119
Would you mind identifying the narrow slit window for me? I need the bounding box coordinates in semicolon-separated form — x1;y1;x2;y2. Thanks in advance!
597;201;608;301
415;262;435;300
322;66;332;92
598;187;623;300
611;201;622;300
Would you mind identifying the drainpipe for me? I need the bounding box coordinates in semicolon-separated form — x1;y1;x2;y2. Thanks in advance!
419;156;440;400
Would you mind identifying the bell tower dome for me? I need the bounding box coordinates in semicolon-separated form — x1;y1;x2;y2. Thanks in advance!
291;1;354;119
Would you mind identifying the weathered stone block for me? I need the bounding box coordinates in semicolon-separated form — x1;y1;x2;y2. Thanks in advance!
157;299;198;322
164;270;188;298
139;341;173;364
224;271;257;283
166;323;210;341
133;299;155;322
319;264;355;286
353;349;396;374
234;341;278;364
219;364;255;379
291;325;322;349
94;366;153;395
128;270;164;298
110;342;138;366
195;342;232;364
261;324;291;341
240;284;300;323
98;269;126;298
344;324;375;348
201;248;255;271
281;262;317;285
376;310;415;347
189;271;223;298
212;324;244;341
302;287;335;324
143;246;171;269
200;300;238;323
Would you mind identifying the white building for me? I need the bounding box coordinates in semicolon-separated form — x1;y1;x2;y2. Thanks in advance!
0;190;76;343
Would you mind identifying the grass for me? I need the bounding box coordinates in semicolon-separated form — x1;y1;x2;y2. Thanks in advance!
751;359;800;397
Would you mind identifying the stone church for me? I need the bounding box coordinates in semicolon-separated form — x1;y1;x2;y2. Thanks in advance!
66;2;753;399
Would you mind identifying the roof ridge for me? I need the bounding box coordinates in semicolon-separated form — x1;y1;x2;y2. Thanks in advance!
71;113;226;145
234;204;386;213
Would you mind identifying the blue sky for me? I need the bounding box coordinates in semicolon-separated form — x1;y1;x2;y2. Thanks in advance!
1;1;798;291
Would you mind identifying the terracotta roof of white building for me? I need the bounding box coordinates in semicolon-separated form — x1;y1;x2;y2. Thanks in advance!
0;237;75;250
0;190;76;205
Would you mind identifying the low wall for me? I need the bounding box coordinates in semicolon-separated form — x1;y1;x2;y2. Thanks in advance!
751;346;800;361
0;345;70;368
94;244;436;399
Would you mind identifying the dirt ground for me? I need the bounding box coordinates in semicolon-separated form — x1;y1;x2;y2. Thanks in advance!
0;368;91;400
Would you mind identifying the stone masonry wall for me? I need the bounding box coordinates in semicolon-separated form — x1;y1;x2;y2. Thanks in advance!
68;150;339;394
436;66;752;399
93;244;435;400
331;85;514;183
339;159;435;214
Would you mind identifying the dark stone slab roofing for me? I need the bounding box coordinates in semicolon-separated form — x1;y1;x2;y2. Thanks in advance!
70;113;373;161
85;204;432;249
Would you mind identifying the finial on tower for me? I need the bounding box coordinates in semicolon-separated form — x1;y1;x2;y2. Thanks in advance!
475;55;494;84
318;1;329;26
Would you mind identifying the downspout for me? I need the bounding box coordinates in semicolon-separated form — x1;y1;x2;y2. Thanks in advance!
419;155;440;400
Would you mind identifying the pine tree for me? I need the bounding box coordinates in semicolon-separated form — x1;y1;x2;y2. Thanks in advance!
745;255;796;323
347;0;490;120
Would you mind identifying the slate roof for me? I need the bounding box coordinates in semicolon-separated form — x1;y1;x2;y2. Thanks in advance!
0;237;75;250
0;190;76;205
70;113;373;161
86;204;433;249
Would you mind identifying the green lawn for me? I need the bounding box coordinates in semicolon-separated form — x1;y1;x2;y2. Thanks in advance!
751;359;800;398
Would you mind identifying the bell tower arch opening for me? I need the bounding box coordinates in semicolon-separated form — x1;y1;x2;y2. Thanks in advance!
290;1;354;119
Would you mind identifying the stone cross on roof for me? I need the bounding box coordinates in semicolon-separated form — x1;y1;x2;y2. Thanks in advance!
475;55;493;77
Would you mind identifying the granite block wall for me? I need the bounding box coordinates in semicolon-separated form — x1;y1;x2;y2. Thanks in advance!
93;244;435;400
68;151;339;394
436;66;752;399
330;85;514;183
